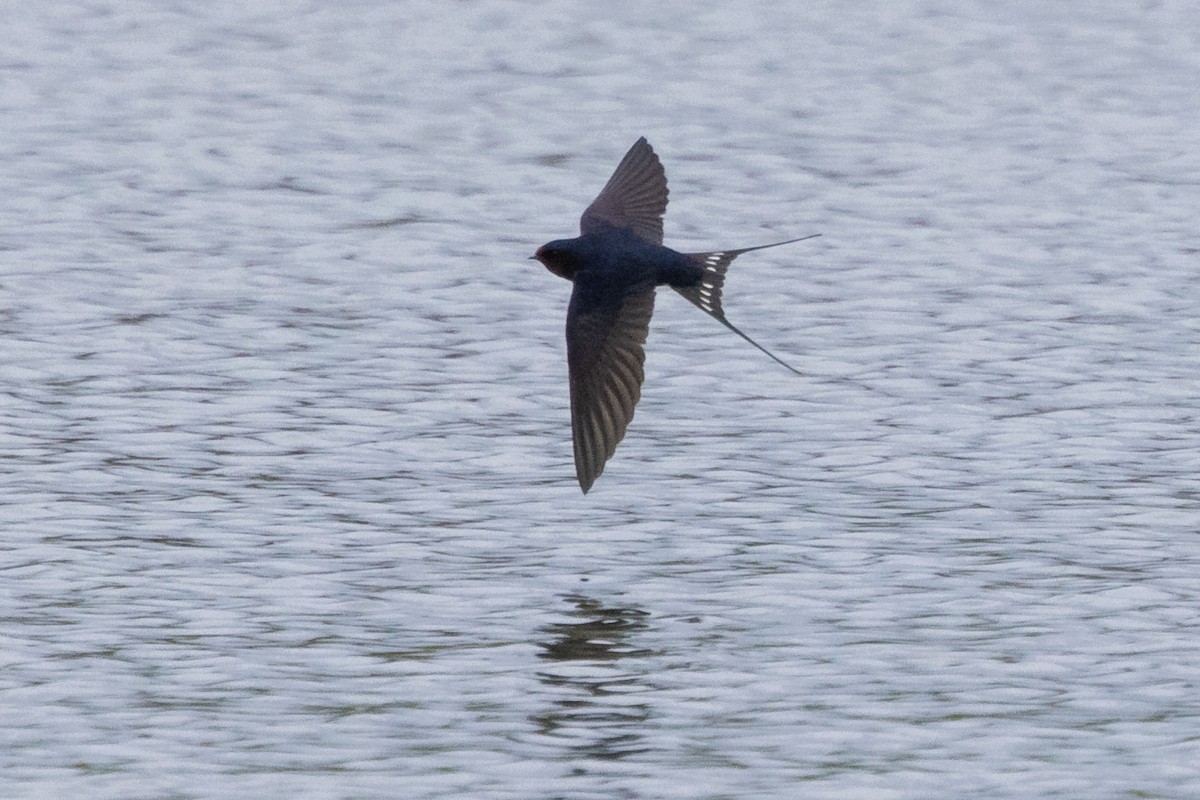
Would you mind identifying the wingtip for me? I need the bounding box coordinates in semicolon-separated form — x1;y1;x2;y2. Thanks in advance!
575;459;596;494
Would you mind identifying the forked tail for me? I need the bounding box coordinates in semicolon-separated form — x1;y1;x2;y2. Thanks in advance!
672;234;819;375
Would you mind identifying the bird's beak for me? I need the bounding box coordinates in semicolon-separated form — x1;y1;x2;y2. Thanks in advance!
528;255;539;261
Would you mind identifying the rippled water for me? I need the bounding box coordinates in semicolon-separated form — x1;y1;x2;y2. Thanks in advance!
3;1;1199;798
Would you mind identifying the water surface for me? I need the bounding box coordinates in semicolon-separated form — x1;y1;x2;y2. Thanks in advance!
2;2;1199;798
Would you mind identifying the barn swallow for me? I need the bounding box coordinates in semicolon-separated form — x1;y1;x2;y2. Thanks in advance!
534;137;818;493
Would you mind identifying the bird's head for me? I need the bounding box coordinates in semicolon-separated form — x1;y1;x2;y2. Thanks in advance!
531;239;579;281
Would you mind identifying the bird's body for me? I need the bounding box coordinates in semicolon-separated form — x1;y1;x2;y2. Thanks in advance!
539;227;696;292
534;137;817;493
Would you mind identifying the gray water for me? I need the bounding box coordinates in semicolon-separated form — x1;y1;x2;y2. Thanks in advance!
3;1;1199;798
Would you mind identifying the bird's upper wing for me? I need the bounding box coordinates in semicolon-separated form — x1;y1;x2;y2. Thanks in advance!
579;137;668;246
566;279;656;492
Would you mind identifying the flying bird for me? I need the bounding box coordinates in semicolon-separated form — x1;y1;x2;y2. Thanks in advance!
533;137;818;493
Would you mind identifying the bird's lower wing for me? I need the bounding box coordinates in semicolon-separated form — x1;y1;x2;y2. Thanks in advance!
566;284;656;493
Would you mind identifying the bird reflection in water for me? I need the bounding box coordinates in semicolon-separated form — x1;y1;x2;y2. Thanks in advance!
532;595;655;761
